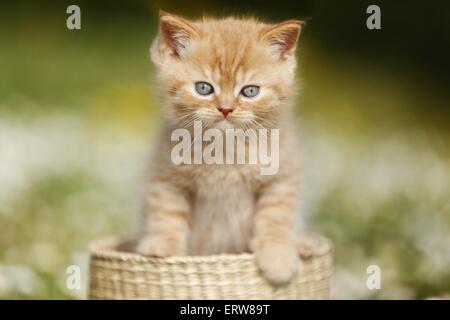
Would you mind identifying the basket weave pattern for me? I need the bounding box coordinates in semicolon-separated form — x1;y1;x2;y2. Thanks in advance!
89;234;333;300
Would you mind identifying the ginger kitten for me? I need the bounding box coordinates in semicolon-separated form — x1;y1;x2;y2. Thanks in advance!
136;11;305;285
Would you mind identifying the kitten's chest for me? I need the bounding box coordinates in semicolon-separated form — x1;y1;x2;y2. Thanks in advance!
187;165;257;255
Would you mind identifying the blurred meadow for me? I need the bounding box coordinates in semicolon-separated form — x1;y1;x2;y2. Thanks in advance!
0;0;449;299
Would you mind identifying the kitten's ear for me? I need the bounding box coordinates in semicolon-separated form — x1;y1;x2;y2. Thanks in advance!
152;10;199;63
261;20;304;59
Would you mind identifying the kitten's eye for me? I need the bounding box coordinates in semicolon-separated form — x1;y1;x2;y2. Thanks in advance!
240;85;260;98
195;82;214;96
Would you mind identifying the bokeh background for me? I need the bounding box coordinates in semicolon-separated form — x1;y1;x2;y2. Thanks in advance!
0;0;449;299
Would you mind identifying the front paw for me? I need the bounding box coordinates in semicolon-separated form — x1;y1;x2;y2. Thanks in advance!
135;235;185;257
254;242;299;285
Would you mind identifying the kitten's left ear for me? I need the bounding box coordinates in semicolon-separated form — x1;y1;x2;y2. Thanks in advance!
261;20;304;60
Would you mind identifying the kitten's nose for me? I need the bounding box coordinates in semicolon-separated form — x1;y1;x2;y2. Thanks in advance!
218;107;233;118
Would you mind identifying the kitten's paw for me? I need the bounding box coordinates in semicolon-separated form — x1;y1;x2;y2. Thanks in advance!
254;242;299;285
135;236;185;257
297;236;316;259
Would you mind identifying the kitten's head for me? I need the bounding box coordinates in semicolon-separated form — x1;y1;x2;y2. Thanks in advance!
151;11;303;130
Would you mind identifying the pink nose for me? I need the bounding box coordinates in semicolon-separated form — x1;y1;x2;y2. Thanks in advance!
218;107;233;118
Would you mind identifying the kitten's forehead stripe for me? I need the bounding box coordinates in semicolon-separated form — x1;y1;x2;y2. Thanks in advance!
213;66;221;85
194;18;267;91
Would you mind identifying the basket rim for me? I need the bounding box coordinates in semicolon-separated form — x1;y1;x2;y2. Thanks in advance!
89;233;332;264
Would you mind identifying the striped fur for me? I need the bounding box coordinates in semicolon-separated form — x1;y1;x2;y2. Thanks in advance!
136;12;304;284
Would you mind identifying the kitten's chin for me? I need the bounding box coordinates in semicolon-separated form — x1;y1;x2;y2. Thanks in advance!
214;119;236;130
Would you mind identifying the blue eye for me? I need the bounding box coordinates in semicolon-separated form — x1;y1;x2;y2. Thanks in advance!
241;85;260;98
195;82;214;95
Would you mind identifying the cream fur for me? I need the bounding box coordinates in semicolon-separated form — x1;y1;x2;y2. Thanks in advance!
136;12;305;285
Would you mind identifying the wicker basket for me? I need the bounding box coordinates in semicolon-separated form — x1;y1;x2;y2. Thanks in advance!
88;234;333;300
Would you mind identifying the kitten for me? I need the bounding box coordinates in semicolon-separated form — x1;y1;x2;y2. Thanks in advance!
136;11;305;285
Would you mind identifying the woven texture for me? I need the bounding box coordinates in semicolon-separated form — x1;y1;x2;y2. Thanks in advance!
88;234;333;300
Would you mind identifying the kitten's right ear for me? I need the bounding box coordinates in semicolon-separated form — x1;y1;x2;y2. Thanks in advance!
152;10;198;63
261;20;304;60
